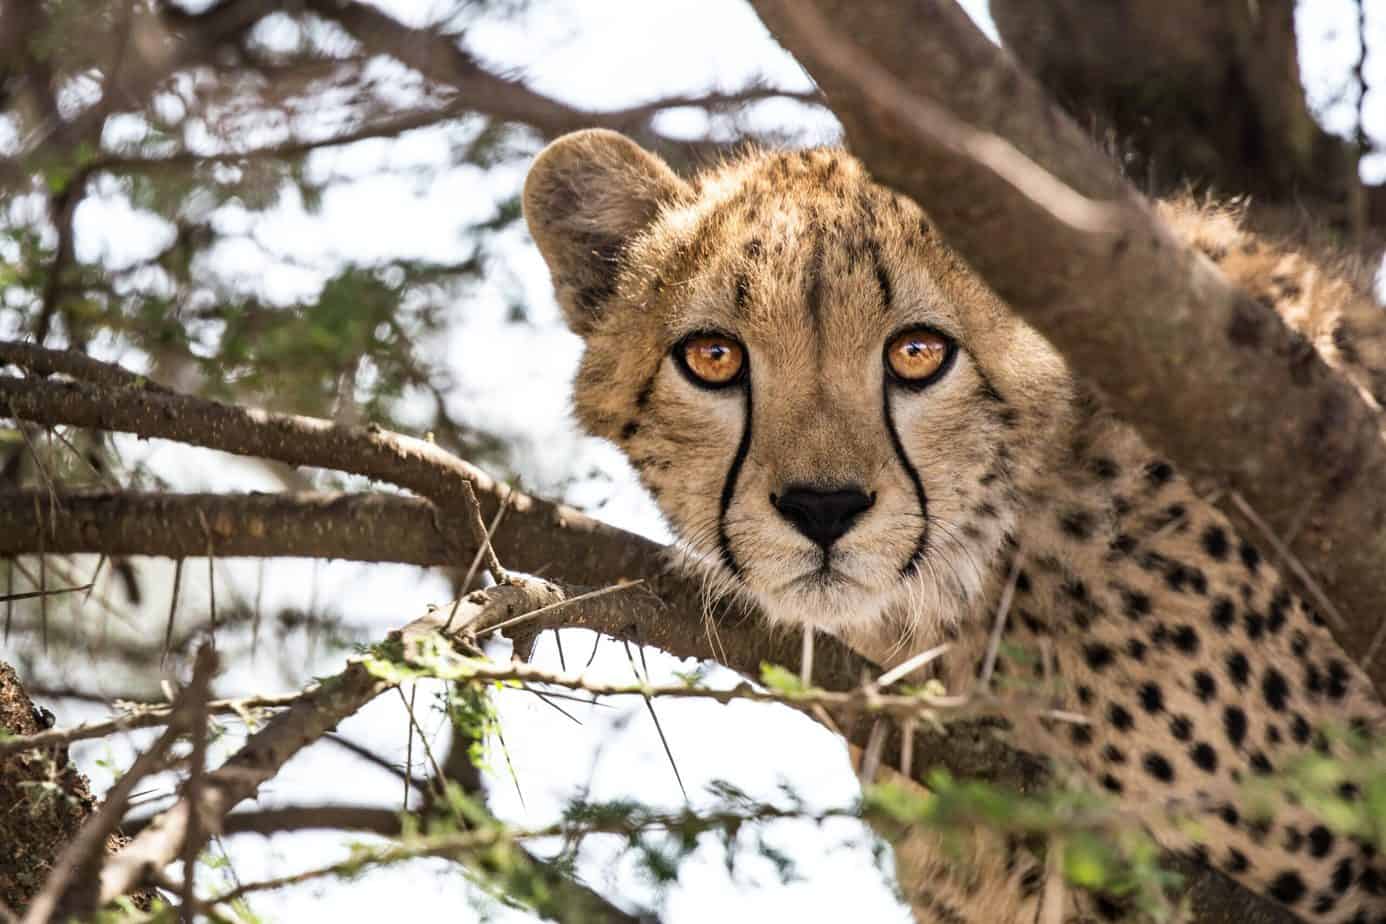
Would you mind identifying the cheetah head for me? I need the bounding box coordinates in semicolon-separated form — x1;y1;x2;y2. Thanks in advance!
524;130;1075;639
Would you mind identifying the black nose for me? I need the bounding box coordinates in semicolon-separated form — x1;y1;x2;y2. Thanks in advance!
771;485;875;550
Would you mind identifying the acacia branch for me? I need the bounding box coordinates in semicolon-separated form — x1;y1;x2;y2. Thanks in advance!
750;0;1386;692
0;490;450;566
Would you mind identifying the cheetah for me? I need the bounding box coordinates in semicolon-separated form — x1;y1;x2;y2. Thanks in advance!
523;128;1386;923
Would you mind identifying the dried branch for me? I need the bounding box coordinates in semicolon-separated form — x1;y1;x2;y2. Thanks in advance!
750;0;1386;694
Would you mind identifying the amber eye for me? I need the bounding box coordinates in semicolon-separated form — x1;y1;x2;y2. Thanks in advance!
885;327;954;385
677;333;746;388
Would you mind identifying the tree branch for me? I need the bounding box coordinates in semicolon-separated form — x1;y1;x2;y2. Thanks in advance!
0;490;450;566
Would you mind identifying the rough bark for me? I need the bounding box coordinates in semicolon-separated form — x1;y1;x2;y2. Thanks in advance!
988;0;1365;232
0;661;151;915
748;0;1386;699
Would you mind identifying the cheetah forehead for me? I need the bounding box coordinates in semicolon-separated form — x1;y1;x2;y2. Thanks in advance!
630;146;1000;348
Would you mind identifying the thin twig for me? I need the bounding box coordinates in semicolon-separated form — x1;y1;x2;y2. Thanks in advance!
858;718;888;785
622;638;687;802
443;493;509;633
0;582;92;603
980;560;1022;690
396;685;445;794
481;580;645;637
876;643;952;688
164;558;184;665
462;480;507;583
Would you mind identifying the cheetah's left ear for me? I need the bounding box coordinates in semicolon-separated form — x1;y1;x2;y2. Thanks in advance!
524;129;690;336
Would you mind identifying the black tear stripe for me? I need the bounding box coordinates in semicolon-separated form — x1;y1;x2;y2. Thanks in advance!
883;387;930;577
717;383;754;579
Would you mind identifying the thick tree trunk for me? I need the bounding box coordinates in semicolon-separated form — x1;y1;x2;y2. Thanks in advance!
988;0;1366;234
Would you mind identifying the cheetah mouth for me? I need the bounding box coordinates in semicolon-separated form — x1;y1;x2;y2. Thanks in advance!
775;566;864;595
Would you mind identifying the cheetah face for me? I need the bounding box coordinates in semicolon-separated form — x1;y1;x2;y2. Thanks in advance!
524;131;1072;636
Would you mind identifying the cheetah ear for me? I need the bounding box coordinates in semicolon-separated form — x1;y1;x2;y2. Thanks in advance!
524;129;689;335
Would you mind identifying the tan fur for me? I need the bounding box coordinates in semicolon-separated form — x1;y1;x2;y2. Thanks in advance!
525;130;1386;923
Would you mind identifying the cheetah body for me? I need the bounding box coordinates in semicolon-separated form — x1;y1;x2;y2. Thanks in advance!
523;129;1386;923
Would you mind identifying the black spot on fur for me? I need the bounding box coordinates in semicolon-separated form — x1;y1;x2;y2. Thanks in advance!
1239;540;1261;574
1291;631;1310;658
1267;590;1291;634
1224;705;1248;746
1108;702;1134;731
1201;525;1229;560
1262;668;1291;711
620;420;640;440
1138;682;1164;713
1211;597;1236;632
1059;509;1095;540
1226;652;1251;688
1333;857;1356;894
1243;610;1265;640
1191;742;1218;773
1121;589;1151;619
1170;714;1193;741
1305;662;1325;696
1142;752;1174;782
1268;871;1307;905
1172;625;1200;654
1327;659;1352;699
1084;643;1115;671
1144;460;1174;488
1193;670;1217;703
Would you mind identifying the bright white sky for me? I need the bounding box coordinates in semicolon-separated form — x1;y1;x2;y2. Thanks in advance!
6;1;1383;922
